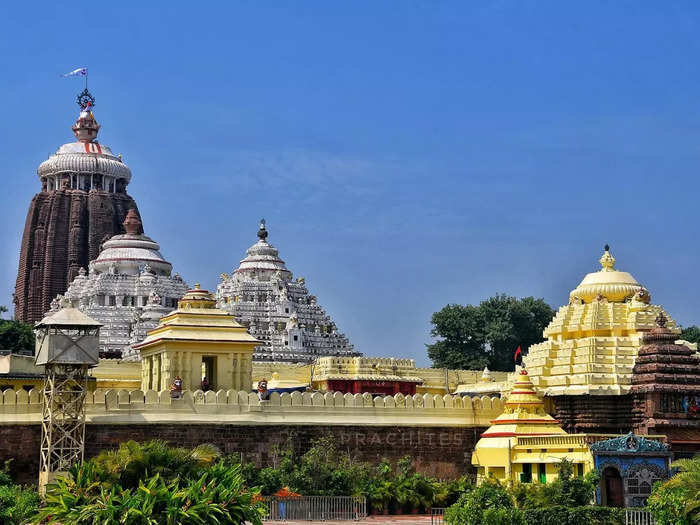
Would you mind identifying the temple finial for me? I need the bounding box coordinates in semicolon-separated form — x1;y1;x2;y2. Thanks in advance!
257;219;268;241
655;312;668;328
72;89;99;143
600;244;615;271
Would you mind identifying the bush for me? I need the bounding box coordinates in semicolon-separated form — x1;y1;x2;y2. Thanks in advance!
522;506;623;525
0;460;38;525
32;442;264;525
90;439;221;489
0;484;39;525
647;457;700;524
445;480;515;525
647;483;692;525
229;438;452;512
433;476;472;508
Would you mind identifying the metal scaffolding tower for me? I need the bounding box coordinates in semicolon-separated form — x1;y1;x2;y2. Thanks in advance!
35;303;101;493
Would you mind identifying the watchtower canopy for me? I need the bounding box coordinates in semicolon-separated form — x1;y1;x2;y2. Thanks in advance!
34;305;102;367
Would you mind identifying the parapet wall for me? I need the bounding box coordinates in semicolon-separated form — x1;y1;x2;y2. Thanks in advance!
0;388;498;483
0;388;502;427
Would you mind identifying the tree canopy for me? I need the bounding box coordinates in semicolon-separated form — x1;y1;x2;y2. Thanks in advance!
681;325;700;346
427;295;554;372
0;306;34;355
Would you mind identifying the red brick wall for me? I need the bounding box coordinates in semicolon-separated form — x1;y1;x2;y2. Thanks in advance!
1;423;485;484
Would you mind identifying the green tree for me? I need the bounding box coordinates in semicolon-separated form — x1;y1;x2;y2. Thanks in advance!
0;314;35;354
445;480;521;525
427;295;554;371
647;457;700;524
680;325;700;346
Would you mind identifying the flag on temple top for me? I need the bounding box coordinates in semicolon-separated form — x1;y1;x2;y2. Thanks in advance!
61;67;87;77
514;345;522;365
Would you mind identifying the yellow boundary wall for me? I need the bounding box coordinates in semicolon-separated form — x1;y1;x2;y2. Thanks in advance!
0;388;502;427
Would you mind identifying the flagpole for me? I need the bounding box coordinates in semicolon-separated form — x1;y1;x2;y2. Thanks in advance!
85;70;88;91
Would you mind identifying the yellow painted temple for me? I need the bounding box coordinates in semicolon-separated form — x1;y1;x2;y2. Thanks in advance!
524;246;679;396
133;284;258;392
472;369;593;484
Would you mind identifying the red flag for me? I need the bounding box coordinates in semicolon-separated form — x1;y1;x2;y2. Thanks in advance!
514;346;522;362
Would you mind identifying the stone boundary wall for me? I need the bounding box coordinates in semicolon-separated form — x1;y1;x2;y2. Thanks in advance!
0;389;502;427
1;423;486;484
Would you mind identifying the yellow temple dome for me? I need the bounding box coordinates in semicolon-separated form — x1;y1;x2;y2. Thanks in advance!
178;283;217;309
524;246;679;396
569;245;645;304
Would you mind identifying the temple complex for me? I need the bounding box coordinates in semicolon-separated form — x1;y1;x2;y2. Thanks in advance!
472;369;593;484
523;246;679;433
216;220;358;363
134;284;258;392
60;209;189;359
14;90;142;323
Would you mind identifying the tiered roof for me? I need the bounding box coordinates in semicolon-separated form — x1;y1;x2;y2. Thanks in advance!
217;221;357;363
631;313;700;395
524;247;679;396
62;210;188;359
133;284;258;350
480;369;566;439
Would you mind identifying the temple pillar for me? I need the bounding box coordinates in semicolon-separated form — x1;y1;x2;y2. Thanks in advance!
235;354;243;391
182;352;192;390
218;354;232;390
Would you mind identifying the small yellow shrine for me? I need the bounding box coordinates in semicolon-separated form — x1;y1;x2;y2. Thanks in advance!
524;246;679;396
133;284;258;392
472;369;592;484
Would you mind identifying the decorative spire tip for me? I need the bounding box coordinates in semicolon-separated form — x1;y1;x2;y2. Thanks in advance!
655;312;668;329
600;244;616;271
257;219;268;241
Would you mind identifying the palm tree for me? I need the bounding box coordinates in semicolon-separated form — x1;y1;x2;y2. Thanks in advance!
92;440;222;489
663;457;700;521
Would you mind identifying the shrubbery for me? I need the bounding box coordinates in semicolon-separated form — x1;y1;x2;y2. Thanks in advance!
33;441;265;525
444;460;623;525
444;481;517;525
521;506;622;525
646;456;700;525
0;461;39;525
234;435;467;513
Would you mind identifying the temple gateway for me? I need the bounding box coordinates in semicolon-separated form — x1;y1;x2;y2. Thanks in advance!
216;220;359;363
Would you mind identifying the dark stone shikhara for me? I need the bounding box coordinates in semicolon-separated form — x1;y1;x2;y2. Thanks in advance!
15;191;140;323
14;93;142;323
630;313;700;452
552;314;700;456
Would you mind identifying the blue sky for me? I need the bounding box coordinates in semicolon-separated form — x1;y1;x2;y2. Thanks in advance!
1;2;699;366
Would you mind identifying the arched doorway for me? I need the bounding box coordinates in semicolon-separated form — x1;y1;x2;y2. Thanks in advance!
601;466;624;507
